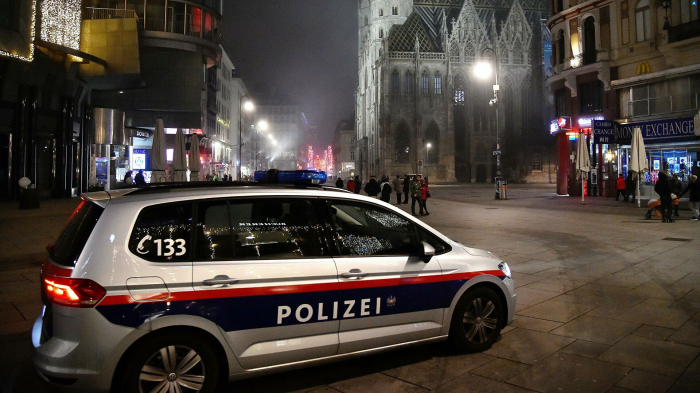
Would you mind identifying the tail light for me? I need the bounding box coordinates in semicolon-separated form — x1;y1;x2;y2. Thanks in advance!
43;276;106;308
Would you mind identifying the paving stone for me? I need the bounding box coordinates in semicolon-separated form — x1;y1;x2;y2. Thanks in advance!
513;287;560;307
586;306;631;318
511;273;544;288
666;313;700;347
484;328;574;365
627;280;693;301
615;302;694;329
329;372;427;393
597;335;700;377
511;262;554;275
549;315;640;345
666;355;700;393
517;300;596;323
382;352;494;390
507;352;630;393
0;304;25;324
559;340;610;359
524;278;587;294
630;325;675;340
470;358;531;382
510;315;563;333
432;373;536;393
614;369;675;393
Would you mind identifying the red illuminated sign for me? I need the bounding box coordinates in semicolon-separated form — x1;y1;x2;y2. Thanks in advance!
557;116;572;130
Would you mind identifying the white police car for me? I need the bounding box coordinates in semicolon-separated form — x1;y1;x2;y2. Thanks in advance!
33;172;515;392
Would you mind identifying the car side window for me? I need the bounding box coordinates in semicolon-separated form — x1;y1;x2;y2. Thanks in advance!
195;200;233;261
326;200;419;256
228;198;325;260
128;203;193;262
416;227;452;255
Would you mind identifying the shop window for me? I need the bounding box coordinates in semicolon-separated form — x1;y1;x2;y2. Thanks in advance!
579;80;603;114
681;0;699;24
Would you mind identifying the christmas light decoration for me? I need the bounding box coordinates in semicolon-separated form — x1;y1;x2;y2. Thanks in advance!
0;0;37;62
40;0;82;51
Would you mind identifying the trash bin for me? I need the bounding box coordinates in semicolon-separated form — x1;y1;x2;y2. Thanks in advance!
494;177;507;200
19;188;40;209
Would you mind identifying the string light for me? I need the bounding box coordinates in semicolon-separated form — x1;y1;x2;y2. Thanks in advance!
0;0;36;62
40;0;82;51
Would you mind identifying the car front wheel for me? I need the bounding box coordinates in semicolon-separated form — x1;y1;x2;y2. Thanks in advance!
448;287;503;352
119;332;220;393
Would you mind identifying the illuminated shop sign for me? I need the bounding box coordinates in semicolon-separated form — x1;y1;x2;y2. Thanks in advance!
593;120;614;144
616;117;696;144
578;116;604;128
550;116;572;134
132;149;149;170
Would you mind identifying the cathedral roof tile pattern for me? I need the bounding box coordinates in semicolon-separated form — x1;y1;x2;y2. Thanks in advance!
388;13;440;52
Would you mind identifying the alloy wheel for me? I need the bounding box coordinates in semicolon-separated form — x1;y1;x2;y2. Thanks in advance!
139;345;206;393
462;297;498;344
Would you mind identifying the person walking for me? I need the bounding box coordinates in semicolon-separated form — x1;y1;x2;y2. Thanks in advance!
615;174;626;201
625;171;637;203
393;175;403;204
353;176;362;194
347;177;356;192
410;175;423;216
420;177;430;216
679;174;700;220
655;171;674;223
670;174;683;217
335;177;344;189
380;177;392;203
364;175;381;198
134;170;146;187
403;174;410;204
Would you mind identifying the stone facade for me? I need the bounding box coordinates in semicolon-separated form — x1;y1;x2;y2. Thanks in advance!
356;0;553;183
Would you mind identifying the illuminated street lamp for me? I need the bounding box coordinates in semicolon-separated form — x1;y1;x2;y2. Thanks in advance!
475;46;506;199
255;120;269;170
238;97;254;180
426;142;432;166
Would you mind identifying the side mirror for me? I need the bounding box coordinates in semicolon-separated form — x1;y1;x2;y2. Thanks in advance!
421;241;435;263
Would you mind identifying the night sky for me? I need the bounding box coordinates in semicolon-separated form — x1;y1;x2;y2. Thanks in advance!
223;0;358;147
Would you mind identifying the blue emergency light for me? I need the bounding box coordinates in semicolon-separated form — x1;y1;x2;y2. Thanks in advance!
253;170;327;184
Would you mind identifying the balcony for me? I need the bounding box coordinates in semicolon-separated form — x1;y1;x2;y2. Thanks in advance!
83;7;138;20
627;93;700;117
668;20;700;44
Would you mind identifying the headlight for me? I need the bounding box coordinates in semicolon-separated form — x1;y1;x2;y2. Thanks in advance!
498;262;511;278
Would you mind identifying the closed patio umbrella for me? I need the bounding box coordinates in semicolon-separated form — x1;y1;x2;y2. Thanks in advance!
151;118;167;183
629;126;648;208
189;133;201;182
575;132;590;205
172;128;187;182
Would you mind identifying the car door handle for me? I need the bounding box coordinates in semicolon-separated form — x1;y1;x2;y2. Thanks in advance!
202;275;239;286
341;269;368;280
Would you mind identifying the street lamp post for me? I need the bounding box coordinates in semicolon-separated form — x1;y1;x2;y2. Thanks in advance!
238;97;254;180
475;46;506;199
426;143;432;167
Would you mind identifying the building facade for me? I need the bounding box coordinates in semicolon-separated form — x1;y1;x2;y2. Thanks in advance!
356;0;553;183
547;0;700;197
333;118;357;181
1;0;224;198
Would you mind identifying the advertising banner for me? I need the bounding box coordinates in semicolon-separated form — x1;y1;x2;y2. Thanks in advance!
592;120;615;144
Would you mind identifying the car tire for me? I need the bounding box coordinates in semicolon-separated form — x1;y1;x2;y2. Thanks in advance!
448;287;503;352
118;331;220;393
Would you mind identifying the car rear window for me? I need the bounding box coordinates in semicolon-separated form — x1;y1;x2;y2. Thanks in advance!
52;200;104;267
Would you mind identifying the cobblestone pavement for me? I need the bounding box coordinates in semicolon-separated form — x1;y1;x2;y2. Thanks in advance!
1;184;699;392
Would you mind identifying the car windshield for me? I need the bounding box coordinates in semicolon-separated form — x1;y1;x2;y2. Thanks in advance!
51;200;104;267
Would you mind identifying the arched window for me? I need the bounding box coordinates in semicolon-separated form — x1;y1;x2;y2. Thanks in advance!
434;72;442;95
391;71;400;94
364;16;368;26
404;71;414;94
454;77;465;105
465;43;476;63
379;28;383;38
583;17;596;65
512;45;524;64
635;0;651;42
379;8;384;17
421;70;429;94
557;30;565;65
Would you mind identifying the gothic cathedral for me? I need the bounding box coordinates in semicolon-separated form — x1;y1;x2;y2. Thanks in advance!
355;0;553;183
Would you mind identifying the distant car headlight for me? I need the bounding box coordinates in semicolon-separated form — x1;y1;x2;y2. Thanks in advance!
498;262;511;278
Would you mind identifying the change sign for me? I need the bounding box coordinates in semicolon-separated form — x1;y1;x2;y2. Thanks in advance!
593;120;614;144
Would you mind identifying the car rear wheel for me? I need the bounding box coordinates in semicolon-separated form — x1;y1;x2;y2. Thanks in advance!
448;287;503;352
120;332;220;393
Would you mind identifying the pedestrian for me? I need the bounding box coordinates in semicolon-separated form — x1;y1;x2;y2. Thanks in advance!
420;177;430;216
335;177;344;188
392;175;403;204
410;175;424;216
654;171;674;223
380;177;392;202
364;175;381;198
354;176;362;194
403;174;410;204
347;177;356;192
679;175;700;220
625;171;637;203
124;170;134;187
670;174;683;217
134;170;146;187
615;174;626;201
